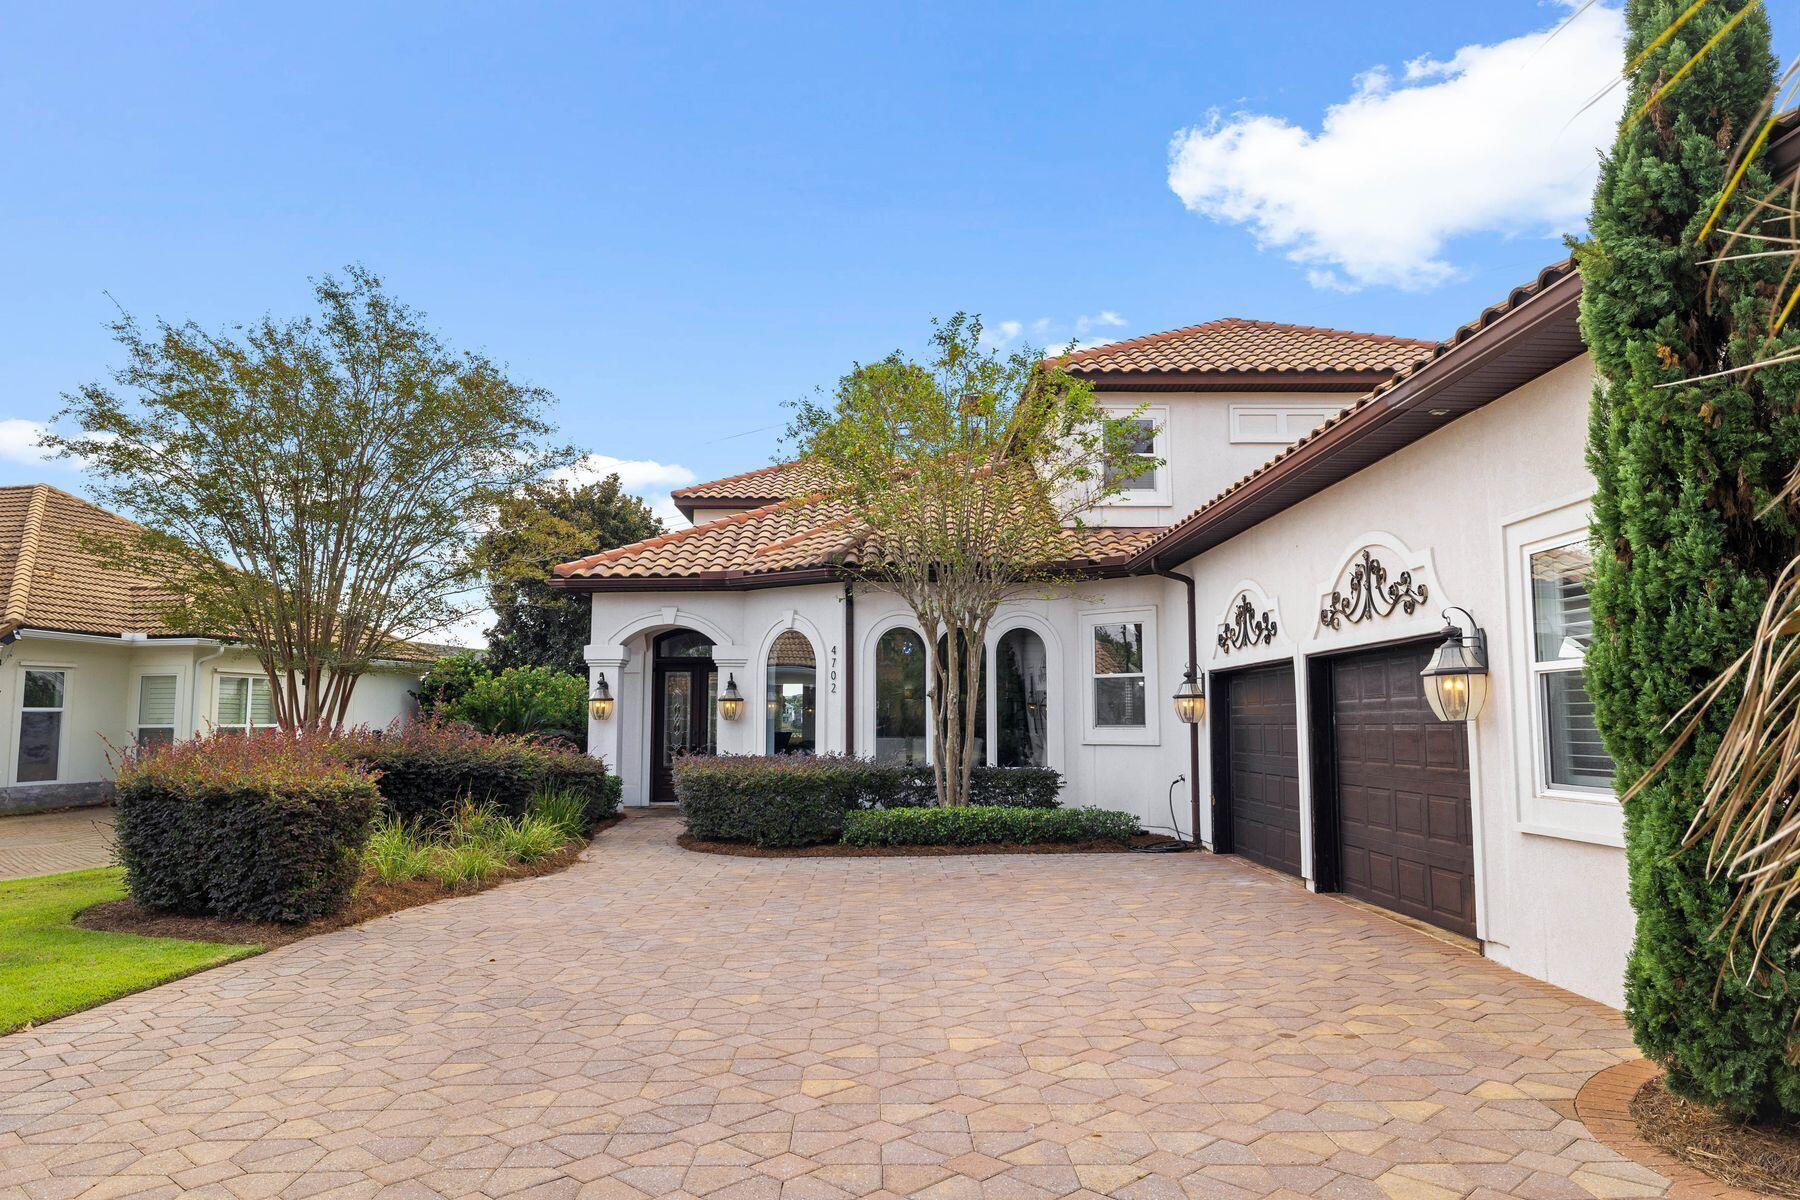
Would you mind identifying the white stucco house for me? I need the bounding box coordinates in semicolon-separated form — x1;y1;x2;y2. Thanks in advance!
0;484;433;814
548;255;1660;1008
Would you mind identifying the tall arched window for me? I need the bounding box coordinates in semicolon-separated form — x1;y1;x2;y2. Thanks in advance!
874;627;927;764
996;628;1048;767
766;630;817;754
937;633;987;767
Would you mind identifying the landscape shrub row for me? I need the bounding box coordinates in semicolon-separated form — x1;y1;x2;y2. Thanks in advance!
841;805;1140;848
673;753;1093;849
115;721;620;923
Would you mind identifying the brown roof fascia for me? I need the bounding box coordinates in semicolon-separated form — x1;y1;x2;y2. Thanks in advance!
1133;267;1585;572
672;495;791;519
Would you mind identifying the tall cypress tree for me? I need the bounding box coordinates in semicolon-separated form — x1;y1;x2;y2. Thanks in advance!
1580;0;1800;1119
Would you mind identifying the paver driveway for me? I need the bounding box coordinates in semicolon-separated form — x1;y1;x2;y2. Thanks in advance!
0;813;1669;1200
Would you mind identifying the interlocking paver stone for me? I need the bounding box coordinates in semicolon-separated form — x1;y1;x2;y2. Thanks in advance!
0;813;1670;1197
0;805;115;879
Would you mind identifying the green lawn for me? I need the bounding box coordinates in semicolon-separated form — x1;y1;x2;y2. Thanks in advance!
0;867;260;1035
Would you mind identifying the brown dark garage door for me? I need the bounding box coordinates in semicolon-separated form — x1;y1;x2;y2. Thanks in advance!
1328;640;1476;937
1218;663;1302;877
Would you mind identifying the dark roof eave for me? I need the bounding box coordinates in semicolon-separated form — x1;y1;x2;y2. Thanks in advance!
1133;266;1586;572
1076;368;1403;394
671;495;792;519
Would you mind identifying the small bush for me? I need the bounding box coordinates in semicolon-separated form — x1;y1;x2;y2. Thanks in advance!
115;732;380;922
364;814;434;884
675;755;859;847
415;653;492;718
841;805;1140;848
347;720;621;827
443;666;587;745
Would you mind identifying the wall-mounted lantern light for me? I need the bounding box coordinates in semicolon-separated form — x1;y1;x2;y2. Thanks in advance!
718;673;745;721
1172;666;1207;724
588;672;615;722
1421;607;1489;723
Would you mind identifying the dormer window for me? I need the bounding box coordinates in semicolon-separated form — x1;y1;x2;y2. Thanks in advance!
1102;406;1170;506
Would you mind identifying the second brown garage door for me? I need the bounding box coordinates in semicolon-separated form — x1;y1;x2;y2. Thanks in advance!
1328;641;1476;937
1220;664;1302;877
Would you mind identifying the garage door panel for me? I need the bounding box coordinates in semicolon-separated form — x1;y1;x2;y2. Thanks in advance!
1330;641;1477;938
1224;664;1302;878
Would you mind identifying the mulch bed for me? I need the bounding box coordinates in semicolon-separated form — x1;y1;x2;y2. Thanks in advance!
1631;1076;1800;1199
77;814;621;949
678;831;1187;858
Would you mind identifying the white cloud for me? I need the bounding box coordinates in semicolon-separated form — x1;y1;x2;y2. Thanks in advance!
985;312;1130;352
554;453;696;529
1167;3;1624;291
0;419;52;466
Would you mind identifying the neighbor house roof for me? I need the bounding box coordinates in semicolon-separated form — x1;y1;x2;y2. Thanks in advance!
1054;318;1433;392
0;484;176;639
553;492;1156;590
669;460;839;520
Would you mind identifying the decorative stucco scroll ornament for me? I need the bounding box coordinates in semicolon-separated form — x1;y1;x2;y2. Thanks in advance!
1216;593;1278;654
1318;548;1429;630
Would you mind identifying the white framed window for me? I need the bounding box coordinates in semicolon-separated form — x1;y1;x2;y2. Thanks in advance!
136;674;178;747
1081;607;1160;745
1101;406;1170;507
1229;403;1342;444
216;675;278;734
1529;543;1614;793
16;668;67;783
1504;496;1622;846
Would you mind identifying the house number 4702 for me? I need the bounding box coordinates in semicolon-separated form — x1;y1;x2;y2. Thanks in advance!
829;645;839;694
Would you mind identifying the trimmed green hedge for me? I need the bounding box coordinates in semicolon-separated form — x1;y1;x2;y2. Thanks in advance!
115;733;380;923
841;805;1140;847
347;721;622;828
672;754;1065;848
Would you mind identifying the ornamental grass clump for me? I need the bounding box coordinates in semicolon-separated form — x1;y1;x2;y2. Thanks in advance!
115;731;379;923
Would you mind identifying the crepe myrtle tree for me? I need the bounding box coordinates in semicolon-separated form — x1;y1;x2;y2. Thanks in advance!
787;314;1149;807
46;266;569;732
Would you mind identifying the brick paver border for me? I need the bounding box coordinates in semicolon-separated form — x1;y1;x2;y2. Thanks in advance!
1575;1059;1771;1200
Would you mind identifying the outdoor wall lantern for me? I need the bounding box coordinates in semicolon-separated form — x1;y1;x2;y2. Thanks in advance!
718;673;745;721
1421;607;1490;724
1172;666;1207;725
588;672;615;722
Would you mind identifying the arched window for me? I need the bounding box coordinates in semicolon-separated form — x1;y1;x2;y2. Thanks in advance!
766;630;817;754
937;633;987;767
874;627;927;764
996;628;1048;767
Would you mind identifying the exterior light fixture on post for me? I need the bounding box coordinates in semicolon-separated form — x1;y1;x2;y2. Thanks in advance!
1421;607;1489;723
588;672;615;722
718;673;745;721
1172;666;1207;725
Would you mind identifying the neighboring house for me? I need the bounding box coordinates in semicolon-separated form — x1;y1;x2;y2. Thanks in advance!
0;484;433;814
550;257;1646;1008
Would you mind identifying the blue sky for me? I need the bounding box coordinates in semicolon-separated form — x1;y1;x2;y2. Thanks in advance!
3;2;1793;524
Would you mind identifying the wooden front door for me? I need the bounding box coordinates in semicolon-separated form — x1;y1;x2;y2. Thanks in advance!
650;630;717;804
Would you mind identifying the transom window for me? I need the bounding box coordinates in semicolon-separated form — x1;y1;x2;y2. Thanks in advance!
137;674;178;747
217;675;278;735
17;668;66;783
1530;542;1614;792
1092;622;1146;727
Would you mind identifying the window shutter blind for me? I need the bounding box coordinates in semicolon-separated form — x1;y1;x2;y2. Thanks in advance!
138;675;177;726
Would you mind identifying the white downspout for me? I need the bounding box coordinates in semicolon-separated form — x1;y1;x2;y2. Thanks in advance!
191;642;228;737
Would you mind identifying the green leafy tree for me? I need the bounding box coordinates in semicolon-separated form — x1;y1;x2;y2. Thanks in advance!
1579;0;1800;1118
474;475;662;676
787;314;1144;807
47;267;566;731
416;653;492;718
444;666;586;744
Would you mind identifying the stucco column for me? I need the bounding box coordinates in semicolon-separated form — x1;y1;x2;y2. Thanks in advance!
584;646;628;775
711;646;754;755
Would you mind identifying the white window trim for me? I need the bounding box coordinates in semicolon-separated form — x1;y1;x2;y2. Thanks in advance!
1228;402;1342;445
1503;497;1623;848
1081;606;1160;746
214;672;280;735
12;663;72;785
1099;405;1171;508
133;671;180;746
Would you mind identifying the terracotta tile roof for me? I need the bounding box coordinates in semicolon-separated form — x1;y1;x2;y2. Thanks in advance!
1130;259;1582;569
0;484;176;638
671;460;840;515
1054;318;1432;382
554;492;1156;587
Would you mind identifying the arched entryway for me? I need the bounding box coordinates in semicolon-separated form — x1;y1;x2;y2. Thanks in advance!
650;629;717;803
